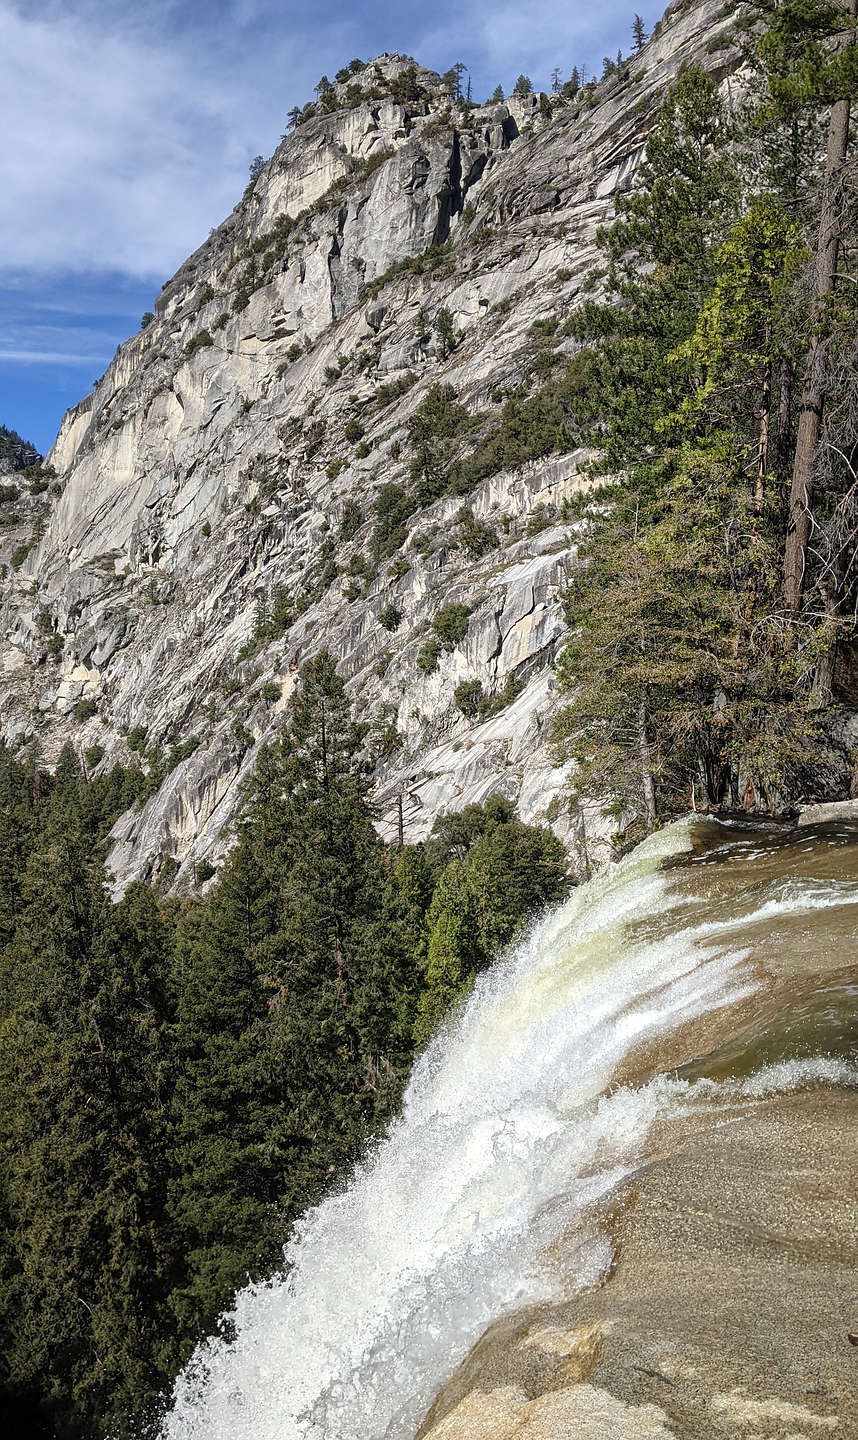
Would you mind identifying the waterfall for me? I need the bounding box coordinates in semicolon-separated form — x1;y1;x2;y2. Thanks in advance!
159;817;858;1440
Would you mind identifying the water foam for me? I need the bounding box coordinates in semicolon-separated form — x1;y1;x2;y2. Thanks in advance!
159;819;852;1440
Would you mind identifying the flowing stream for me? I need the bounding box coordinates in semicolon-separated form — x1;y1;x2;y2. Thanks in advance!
160;816;858;1440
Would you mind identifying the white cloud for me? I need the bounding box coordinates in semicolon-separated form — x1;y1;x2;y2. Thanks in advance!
0;0;646;284
0;350;100;365
0;1;330;278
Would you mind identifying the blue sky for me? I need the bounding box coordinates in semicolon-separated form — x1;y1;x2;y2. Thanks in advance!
1;0;647;455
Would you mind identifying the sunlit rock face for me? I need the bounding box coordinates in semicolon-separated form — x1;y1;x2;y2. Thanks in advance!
0;0;739;893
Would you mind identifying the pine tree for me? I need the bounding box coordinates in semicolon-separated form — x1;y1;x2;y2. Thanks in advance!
0;793;177;1438
414;800;567;1045
168;654;395;1340
442;62;468;101
766;0;858;610
555;67;742;819
742;2;858;674
572;64;736;473
632;13;648;50
0;744;40;953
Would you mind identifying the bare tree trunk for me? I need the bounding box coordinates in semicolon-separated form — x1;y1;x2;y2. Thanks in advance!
815;574;844;698
783;0;857;611
637;697;657;830
775;357;793;492
756;350;772;512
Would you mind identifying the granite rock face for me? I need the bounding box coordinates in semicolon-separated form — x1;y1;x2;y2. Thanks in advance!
418;1089;858;1440
0;1;741;893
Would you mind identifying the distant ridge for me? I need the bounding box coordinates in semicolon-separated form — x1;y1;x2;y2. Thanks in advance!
0;424;41;474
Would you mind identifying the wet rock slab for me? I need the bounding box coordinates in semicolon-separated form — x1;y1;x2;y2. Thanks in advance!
419;1089;858;1439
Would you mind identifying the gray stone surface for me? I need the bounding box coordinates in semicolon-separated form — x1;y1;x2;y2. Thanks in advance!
798;797;858;826
419;1090;858;1440
0;1;742;893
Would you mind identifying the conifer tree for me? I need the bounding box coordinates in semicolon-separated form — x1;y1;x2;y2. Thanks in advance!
555;67;743;818
414;800;567;1044
0;785;176;1438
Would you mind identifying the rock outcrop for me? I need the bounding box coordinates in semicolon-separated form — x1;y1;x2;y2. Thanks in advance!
418;1088;858;1440
417;813;858;1439
0;0;743;893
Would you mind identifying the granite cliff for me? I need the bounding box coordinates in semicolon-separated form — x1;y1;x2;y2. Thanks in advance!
0;0;741;894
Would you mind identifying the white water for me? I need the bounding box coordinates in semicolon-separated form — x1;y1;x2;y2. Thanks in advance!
160;819;858;1440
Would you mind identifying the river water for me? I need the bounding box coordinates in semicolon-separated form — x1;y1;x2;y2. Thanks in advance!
158;815;858;1440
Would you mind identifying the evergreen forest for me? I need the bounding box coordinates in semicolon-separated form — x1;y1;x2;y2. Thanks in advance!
0;656;567;1437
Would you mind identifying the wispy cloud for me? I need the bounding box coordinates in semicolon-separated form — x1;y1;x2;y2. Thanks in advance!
1;0;642;282
0;350;103;365
0;1;336;278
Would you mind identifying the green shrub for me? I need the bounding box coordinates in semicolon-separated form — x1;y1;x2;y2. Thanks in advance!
165;737;200;773
445;354;585;492
83;744;105;769
184;330;213;357
413;796;568;1045
378;603;403;631
375;372;417;407
407;384;478;502
454;680;484;717
73;698;98;722
259;682;280;703
304;420;326;460
526;505;555;536
431;603;471;650
456;506;499;556
417;637;443;673
345;552;369;579
340;499;362;539
344;418;364;444
126;725;148;753
373;483;415;556
327;458;345;480
362;242;456;300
